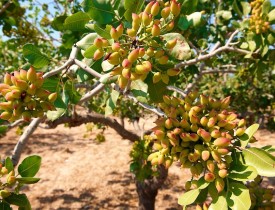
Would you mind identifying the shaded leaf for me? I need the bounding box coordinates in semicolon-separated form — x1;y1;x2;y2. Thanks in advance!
94;24;111;39
146;74;169;103
16;177;40;184
243;147;275;177
51;15;67;31
124;0;145;21
105;89;120;116
4;193;31;209
82;0;114;24
0;202;12;210
18;155;41;177
131;80;148;103
262;0;271;15
5;157;14;173
42;76;59;93
23;44;50;69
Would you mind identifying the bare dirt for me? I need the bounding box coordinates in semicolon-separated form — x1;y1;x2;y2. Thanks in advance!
0;118;274;210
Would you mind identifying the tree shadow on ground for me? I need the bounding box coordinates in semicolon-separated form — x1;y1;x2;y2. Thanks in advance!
35;187;136;210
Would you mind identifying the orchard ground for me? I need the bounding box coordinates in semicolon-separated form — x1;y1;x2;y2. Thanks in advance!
1;116;274;210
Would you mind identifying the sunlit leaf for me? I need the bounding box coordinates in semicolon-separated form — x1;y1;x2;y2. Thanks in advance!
82;0;114;24
243;147;275;177
63;11;90;31
162;33;191;60
239;124;259;148
18;155;41;177
178;189;200;206
23;44;50;69
228;182;251;210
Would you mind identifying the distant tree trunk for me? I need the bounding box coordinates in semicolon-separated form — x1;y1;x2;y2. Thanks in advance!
136;165;168;210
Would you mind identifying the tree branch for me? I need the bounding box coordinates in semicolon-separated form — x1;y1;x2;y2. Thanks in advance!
0;1;12;16
78;83;105;105
74;59;102;78
43;45;79;79
44;113;140;142
126;93;166;117
174;30;253;69
11;117;45;166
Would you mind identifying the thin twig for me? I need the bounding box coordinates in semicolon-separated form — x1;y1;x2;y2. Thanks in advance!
78;83;105;105
43;45;79;79
74;59;102;78
127;93;166;117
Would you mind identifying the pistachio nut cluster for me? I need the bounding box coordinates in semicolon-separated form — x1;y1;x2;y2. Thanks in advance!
89;0;182;89
148;91;252;193
0;163;16;199
248;176;275;210
250;0;270;34
0;67;57;122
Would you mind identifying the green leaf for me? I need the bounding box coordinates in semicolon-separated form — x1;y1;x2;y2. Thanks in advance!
105;89;120;116
233;0;243;17
243;147;275;177
0;202;12;210
209;193;228;210
5;157;14;173
216;10;232;20
42;76;59;93
51;15;67;31
82;0;115;24
131;80;148;103
84;45;98;58
228;165;258;181
178;189;200;206
0;125;8;134
77;33;99;50
268;9;275;22
146;74;169;103
63;81;82;104
239;124;259;148
46;108;66;121
261;145;275;153
124;0;145;21
178;16;190;30
4;193;31;209
187;12;202;27
63;11;90;31
18;155;41;177
197;177;209;189
262;0;271;15
241;2;251;16
228;182;251;210
16;177;40;184
182;0;198;14
162;33;191;60
94;24;112;39
23;44;50;69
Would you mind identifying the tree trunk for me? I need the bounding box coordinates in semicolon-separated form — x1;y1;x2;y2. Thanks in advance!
136;165;168;210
